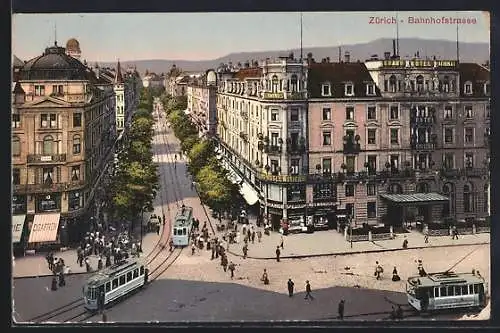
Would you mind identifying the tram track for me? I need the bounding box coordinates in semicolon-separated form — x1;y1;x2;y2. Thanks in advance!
25;101;186;324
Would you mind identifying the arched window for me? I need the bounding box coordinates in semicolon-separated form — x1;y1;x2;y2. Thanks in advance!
416;75;424;92
389;75;397;92
463;183;473;213
442;76;450;93
271;75;279;92
12;136;21;156
388;183;402;194
43;135;54;155
290;74;298;92
483;184;489;213
73;135;81;154
416;182;429;193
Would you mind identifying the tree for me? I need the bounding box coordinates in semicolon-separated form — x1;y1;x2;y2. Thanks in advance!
187;140;215;176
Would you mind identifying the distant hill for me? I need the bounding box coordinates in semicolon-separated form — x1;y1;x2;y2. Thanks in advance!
96;37;489;75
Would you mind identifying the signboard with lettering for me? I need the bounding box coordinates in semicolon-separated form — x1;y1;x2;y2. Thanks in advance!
382;60;457;68
28;213;61;243
258;173;306;183
263;92;284;99
12;215;26;243
40;156;52;162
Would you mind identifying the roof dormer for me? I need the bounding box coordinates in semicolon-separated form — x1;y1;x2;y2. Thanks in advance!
321;82;332;97
345;82;354;97
464;81;473;95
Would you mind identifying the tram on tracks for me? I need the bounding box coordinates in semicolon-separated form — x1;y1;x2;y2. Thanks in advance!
83;259;148;312
172;205;194;247
406;271;487;313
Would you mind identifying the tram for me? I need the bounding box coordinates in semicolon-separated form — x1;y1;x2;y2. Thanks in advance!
83;259;148;312
172;205;194;247
406;271;488;312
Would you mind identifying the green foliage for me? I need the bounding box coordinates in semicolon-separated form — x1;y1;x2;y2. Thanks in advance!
109;88;159;220
180;135;199;155
188;140;215;176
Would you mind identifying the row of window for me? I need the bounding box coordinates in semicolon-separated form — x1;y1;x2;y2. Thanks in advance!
12;135;82;156
12;165;83;185
321;82;375;97
107;266;145;292
11;113;83;129
321;128;400;146
431;284;484;298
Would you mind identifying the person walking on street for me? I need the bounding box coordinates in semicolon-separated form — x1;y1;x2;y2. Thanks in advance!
98;257;103;270
304;280;314;300
261;269;269;285
251;231;255;244
228;261;236;279
243;244;248;259
338;300;345;320
221;255;228;272
424;229;429;243
276;246;281;262
58;272;66;287
280;236;284;249
257;230;262;243
452;226;459;240
287;278;295;297
169;239;174;252
191;243;196;255
375;261;383;280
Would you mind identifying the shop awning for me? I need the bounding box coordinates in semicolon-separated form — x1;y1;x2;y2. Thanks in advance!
28;213;61;243
12;215;26;243
240;182;260;205
380;193;449;204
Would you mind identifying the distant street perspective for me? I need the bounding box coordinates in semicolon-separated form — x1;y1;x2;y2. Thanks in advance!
12;11;490;324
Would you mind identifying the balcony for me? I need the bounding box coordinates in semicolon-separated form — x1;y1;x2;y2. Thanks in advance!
13;182;67;194
411;142;436;151
287;91;305;100
343;141;361;154
264;145;282;155
411;116;435;124
27;154;67;164
439;168;488;179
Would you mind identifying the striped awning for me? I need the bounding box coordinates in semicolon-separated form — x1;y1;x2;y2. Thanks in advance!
379;193;449;204
28;213;61;243
240;182;260;205
12;215;26;243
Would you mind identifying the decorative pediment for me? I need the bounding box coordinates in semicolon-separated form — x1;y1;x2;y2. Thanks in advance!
26;96;70;108
387;120;402;127
320;122;334;129
364;121;380;127
268;123;282;130
342;121;358;128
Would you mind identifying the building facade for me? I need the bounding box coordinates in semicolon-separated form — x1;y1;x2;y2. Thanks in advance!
215;55;309;228
186;71;218;137
12;42;117;248
210;51;489;230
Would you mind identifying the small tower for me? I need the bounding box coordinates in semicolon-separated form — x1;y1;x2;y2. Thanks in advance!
65;38;81;60
13;81;25;104
114;60;125;133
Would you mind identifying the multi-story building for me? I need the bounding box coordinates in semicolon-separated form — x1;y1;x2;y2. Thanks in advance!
11;41;117;249
186;70;218;137
167;74;190;97
142;72;164;89
114;61;126;133
216;55;309;227
305;49;490;228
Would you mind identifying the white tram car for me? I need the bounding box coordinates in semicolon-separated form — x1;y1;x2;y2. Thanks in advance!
172;205;194;247
406;271;488;313
83;259;148;311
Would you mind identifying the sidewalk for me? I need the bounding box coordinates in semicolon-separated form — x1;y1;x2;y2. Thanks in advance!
224;227;490;260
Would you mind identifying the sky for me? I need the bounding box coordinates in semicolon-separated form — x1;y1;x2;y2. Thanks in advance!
12;11;489;62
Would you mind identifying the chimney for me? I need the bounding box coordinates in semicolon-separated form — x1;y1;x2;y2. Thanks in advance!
326;56;330;63
384;52;391;60
392;39;397;57
344;51;350;63
416;51;420;58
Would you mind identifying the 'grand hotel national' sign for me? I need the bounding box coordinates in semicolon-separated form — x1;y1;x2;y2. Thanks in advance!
381;60;457;68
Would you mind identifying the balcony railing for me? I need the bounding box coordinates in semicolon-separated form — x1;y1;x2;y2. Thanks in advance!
264;145;282;155
411;116;435;124
439;168;488;179
13;180;87;194
343;141;361;154
411;142;436;150
27;154;67;164
287;91;305;100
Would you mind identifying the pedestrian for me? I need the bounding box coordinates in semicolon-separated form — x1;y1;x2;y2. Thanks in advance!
228;261;236;279
221;255;228;272
211;241;216;260
243;244;248;259
251;231;255;244
163;214;166;226
338;300;345;320
417;259;427;277
51;276;58;291
247;229;251;242
257;230;262;243
287;278;294;297
261;269;269;285
424;229;429;243
375;261;383;280
156;224;160;235
392;266;401;281
280;236;284;249
276;246;281;262
191;242;196;255
105;255;111;268
98;257;103;270
169;239;174;252
402;238;408;249
304;280;314;300
452;226;459;240
58;272;66;287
